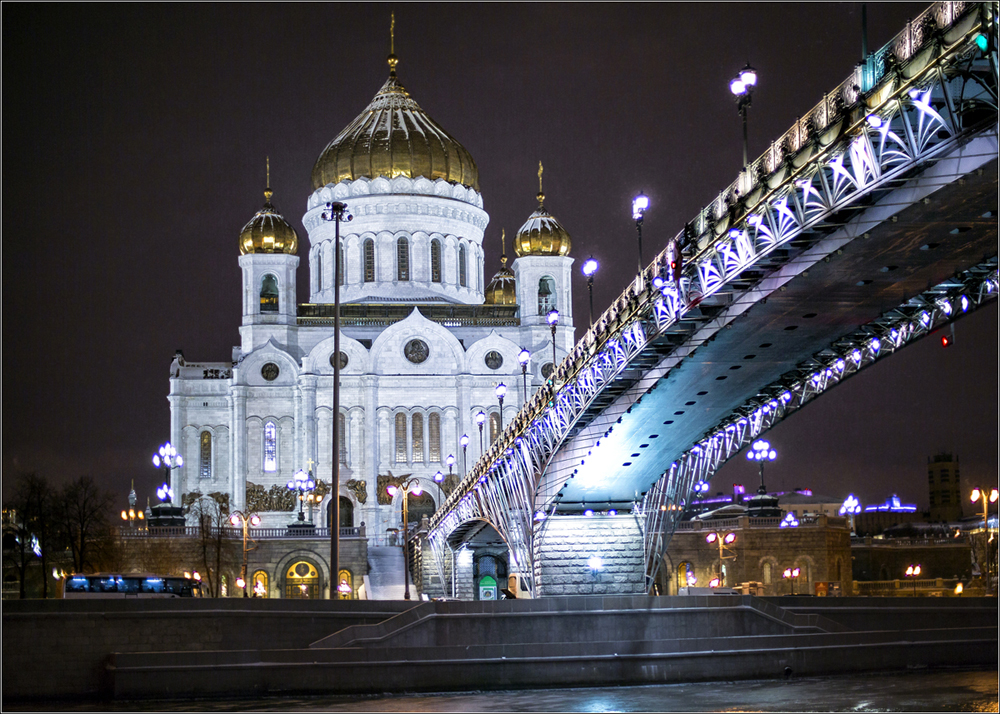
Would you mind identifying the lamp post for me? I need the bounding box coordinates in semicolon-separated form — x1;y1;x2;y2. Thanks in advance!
746;439;777;494
582;257;599;326
386;477;423;600
631;194;648;273
152;442;183;505
495;383;507;434
905;563;922;596
730;63;758;168
286;469;316;526
460;434;469;477
120;481;144;529
518;348;530;403
970;487;998;593
322;200;352;598
783;566;801;595
229;510;261;597
705;531;737;588
476;411;486;454
547;309;559;384
840;494;861;535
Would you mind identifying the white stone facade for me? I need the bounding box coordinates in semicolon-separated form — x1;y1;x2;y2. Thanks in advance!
167;177;575;539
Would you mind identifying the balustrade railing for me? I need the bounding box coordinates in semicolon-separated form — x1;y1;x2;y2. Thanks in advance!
674;515;846;530
118;525;364;539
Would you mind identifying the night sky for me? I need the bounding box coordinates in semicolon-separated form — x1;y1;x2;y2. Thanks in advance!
4;4;996;513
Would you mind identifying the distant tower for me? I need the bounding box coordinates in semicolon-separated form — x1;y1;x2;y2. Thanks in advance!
927;452;962;522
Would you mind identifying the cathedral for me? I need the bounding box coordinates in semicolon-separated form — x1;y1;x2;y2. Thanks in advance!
166;51;575;540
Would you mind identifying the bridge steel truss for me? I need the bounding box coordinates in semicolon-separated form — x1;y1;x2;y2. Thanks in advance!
426;1;999;595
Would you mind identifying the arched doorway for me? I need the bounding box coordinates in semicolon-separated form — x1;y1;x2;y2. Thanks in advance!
327;497;354;528
285;560;321;599
474;553;507;601
406;492;436;527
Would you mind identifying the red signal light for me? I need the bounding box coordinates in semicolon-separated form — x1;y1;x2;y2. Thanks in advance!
941;335;952;348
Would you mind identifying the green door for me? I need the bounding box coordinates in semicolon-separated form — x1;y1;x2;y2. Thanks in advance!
478;575;497;601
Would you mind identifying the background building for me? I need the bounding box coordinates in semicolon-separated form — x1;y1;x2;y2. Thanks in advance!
927;452;962;522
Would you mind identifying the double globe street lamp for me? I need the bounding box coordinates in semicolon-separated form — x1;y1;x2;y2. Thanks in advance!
386;477;423;600
730;63;758;167
970;487;998;592
229;510;261;597
706;531;737;588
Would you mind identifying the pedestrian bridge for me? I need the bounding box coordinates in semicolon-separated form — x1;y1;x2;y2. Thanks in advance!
423;1;999;598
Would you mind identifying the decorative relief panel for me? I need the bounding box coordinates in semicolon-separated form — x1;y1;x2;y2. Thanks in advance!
246;481;295;512
346;479;367;504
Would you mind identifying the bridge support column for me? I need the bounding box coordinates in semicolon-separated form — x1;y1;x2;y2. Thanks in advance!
535;515;645;597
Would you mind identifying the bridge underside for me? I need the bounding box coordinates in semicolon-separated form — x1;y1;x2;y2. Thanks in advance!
548;156;997;511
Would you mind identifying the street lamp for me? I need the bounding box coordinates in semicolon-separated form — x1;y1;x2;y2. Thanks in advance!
705;531;737;587
631;193;648;273
730;63;757;167
386;477;423;600
547;309;559;383
518;348;531;403
476;411;486;454
121;481;145;529
229;510;261;597
152;442;183;505
840;494;861;534
746;439;777;494
460;434;470;477
322;200;352;597
970;487;998;592
286;469;316;526
582;257;599;326
495;383;507;433
783;566;801;595
905;563;922;596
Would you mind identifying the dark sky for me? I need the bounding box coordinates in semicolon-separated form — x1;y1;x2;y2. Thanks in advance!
3;3;996;512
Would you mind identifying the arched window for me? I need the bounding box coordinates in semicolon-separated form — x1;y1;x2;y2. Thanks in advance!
337;569;354;599
677;562;694;591
263;421;277;472
397;237;410;281
337;242;344;286
199;431;212;480
252;570;268;598
459;244;467;287
363;238;375;283
260;274;279;313
489;412;500;444
395;413;407;463
338;417;347;465
428;413;441;462
762;561;772;585
412;413;424;462
317;252;322;291
538;276;556;315
406;492;436;526
430;239;442;283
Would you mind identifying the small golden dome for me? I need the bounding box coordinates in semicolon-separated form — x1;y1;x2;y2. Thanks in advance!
311;57;479;192
484;230;517;305
239;188;299;255
513;195;572;257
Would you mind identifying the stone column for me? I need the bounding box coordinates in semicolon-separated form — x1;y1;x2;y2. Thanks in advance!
167;393;184;506
456;375;472;474
300;376;318;472
362;377;380;527
231;386;248;511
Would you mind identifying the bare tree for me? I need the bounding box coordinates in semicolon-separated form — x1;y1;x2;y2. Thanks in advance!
57;476;114;574
3;473;57;598
188;494;238;597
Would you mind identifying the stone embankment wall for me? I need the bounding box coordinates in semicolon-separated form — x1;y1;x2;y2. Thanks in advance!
534;514;645;596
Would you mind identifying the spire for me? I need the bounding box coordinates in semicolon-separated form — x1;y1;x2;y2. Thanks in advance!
265;156;273;203
500;229;507;267
537;160;545;206
387;12;399;76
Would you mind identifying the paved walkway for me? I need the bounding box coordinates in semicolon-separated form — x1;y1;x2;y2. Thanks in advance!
366;546;411;600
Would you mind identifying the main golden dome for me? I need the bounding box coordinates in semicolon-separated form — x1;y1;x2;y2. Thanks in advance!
238;189;299;255
311;60;479;192
513;192;572;257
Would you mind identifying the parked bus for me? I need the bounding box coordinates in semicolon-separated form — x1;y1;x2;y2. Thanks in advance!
62;573;201;598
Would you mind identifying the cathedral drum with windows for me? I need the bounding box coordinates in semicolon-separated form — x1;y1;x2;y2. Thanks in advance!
165;52;576;548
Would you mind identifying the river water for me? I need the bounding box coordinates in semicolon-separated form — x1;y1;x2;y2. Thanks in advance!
11;667;997;712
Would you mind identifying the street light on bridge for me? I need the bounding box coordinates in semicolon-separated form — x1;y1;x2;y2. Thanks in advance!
631;194;648;273
518;348;531;403
582;257;599;327
730;63;757;168
476;411;487;454
547;309;559;385
495;383;507;434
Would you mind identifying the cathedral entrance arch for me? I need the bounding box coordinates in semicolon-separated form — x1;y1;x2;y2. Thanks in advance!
284;560;321;599
405;492;435;527
327;496;354;528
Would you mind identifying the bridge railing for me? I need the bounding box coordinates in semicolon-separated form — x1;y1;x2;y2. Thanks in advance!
117;525;365;539
433;0;991;530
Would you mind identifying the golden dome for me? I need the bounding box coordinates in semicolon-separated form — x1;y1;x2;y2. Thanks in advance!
514;162;571;257
310;58;479;192
484;231;517;305
238;188;299;255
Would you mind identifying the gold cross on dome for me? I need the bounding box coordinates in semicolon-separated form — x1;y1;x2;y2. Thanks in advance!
306;457;315;473
538;161;543;193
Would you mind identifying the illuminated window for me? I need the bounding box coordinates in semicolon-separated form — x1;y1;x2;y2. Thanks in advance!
260;274;279;313
199;431;211;480
338;416;347;465
252;570;268;598
762;562;772;585
363;238;375;283
489;412;500;444
677;562;694;591
412;413;424;462
397;237;410;281
428;413;441;462
337;569;353;599
263;421;277;472
285;560;319;599
459;244;467;287
431;239;442;283
538;276;556;314
395;413;407;463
